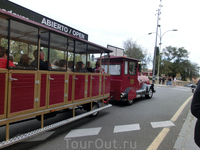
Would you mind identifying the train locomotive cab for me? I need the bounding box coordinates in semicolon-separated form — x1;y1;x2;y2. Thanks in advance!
101;56;155;105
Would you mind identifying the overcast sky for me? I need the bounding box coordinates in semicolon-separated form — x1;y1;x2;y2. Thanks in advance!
9;0;200;69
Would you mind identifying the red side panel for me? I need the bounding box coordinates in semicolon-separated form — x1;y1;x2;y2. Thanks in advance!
74;75;85;100
92;75;99;97
68;75;72;102
87;75;91;98
128;88;136;100
101;76;103;95
40;74;46;107
0;73;5;115
10;74;35;113
110;80;121;101
105;76;111;94
49;74;64;105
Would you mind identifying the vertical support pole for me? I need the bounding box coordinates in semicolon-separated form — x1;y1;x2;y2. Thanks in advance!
6;123;9;141
90;102;92;111
41;114;44;128
7;19;10;68
37;29;41;70
73;106;75;117
86;44;88;72
35;28;41;110
100;52;102;73
66;38;69;70
107;54;110;74
47;32;51;70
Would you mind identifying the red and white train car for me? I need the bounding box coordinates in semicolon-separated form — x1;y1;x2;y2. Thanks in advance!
0;0;112;148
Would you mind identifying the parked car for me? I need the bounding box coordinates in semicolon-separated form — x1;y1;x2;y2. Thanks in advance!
184;84;196;93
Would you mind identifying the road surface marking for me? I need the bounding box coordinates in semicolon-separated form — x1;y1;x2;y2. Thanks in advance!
113;124;140;133
147;95;192;150
64;127;101;138
147;128;170;150
171;88;191;91
150;121;175;128
23;131;55;142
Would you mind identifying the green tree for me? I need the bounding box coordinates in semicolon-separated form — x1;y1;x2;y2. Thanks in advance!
123;38;152;69
160;46;199;80
0;38;8;48
9;41;30;62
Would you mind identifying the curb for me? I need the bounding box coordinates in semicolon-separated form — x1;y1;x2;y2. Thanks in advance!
173;111;199;150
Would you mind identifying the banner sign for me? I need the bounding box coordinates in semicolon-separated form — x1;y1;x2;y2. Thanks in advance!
0;0;88;40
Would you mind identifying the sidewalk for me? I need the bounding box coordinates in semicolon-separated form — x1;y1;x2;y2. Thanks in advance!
173;111;199;150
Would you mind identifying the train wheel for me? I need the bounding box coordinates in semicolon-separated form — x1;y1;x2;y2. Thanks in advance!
89;102;99;117
145;87;153;99
126;99;134;105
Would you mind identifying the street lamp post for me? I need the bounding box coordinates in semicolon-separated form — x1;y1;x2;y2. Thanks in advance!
152;10;160;84
148;28;178;84
151;0;163;84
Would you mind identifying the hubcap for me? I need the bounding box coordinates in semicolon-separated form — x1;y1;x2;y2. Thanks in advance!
92;104;99;116
129;100;133;103
149;89;153;97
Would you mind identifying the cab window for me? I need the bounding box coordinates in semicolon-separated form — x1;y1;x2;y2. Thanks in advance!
102;64;121;75
129;61;136;75
124;61;128;75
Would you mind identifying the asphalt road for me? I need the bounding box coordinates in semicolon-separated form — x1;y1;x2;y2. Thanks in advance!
0;85;193;150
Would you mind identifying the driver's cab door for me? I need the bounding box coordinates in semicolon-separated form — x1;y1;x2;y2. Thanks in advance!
124;60;139;90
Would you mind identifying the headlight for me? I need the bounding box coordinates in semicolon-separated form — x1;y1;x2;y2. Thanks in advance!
121;93;127;98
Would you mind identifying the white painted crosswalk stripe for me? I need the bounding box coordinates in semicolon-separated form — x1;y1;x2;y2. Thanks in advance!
64;127;102;138
113;124;140;133
171;88;190;91
63;121;175;139
150;120;175;128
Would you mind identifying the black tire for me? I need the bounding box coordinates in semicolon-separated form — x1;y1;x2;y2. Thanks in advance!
145;87;153;99
192;88;195;93
89;102;99;117
126;99;134;105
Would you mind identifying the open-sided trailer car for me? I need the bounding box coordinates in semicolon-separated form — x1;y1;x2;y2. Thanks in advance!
0;0;112;148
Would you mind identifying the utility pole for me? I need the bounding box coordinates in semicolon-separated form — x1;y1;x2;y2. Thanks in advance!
152;0;162;84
